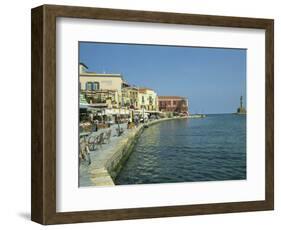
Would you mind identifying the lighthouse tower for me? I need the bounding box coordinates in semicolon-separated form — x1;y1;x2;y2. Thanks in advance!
236;96;246;115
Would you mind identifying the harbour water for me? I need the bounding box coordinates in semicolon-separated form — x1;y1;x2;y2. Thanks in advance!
116;114;246;185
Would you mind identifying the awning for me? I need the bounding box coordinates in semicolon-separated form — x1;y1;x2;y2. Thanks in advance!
134;110;161;114
88;103;108;108
80;103;89;109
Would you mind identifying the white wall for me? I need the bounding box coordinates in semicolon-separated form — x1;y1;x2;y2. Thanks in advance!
0;0;279;229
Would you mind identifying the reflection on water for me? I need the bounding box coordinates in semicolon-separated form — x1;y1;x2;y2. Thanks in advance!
115;114;246;185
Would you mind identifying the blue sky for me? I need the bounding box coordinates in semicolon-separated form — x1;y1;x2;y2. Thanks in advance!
79;42;246;114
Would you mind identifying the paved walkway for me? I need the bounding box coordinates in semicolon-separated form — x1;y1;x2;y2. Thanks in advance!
79;117;188;187
79;123;142;186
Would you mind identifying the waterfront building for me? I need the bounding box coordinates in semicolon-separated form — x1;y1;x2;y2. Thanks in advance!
158;96;188;114
79;63;123;108
122;86;139;109
138;88;158;111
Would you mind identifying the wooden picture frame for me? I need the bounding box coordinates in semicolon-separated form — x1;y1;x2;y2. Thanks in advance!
31;4;274;225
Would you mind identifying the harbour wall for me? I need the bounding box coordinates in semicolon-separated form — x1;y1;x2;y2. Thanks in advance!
90;116;187;186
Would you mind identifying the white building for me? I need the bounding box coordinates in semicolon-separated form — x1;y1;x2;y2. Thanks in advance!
79;63;123;107
138;88;158;112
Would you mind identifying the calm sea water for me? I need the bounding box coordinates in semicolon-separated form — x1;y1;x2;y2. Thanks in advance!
116;114;246;185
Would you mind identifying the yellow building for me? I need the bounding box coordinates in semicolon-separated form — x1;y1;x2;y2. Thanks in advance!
122;86;139;109
138;88;158;111
79;63;123;108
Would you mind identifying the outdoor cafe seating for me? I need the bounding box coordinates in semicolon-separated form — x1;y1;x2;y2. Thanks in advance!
87;129;112;151
116;126;124;136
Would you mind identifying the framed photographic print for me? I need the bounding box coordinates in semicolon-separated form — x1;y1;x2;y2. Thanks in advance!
31;4;274;225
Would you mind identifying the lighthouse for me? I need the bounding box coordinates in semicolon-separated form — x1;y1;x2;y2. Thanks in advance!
236;96;246;115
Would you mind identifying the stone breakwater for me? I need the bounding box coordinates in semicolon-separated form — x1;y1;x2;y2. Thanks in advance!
79;117;187;187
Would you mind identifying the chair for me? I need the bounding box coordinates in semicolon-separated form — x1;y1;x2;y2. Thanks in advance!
116;127;124;136
79;138;86;159
104;129;112;143
97;132;104;148
88;135;98;151
79;140;91;165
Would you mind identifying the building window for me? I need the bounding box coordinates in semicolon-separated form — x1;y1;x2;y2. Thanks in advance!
85;82;100;91
149;96;153;104
93;82;100;90
142;96;144;103
86;82;92;91
173;100;177;105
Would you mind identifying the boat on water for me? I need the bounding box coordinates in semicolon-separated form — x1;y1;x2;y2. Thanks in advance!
188;114;206;119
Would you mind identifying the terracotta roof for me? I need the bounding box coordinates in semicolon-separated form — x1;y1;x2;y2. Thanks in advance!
158;96;186;100
138;87;155;93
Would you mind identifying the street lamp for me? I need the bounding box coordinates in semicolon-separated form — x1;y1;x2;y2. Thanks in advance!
142;106;145;123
